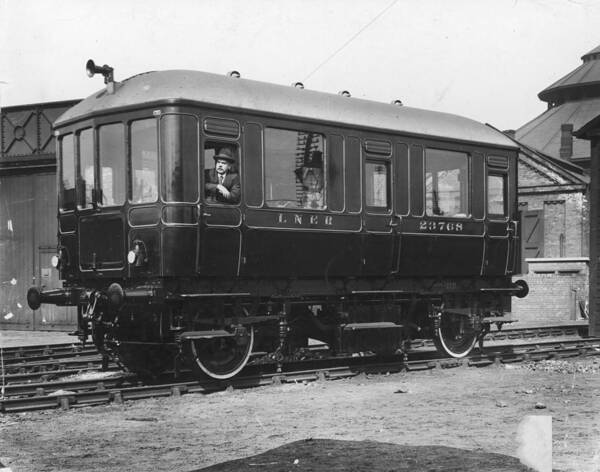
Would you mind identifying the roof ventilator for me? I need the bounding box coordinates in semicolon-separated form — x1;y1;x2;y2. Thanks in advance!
228;70;241;78
338;90;351;97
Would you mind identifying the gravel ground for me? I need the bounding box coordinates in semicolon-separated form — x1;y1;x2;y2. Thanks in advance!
1;356;599;471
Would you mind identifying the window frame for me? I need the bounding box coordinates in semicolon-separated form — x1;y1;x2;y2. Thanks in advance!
487;172;509;220
202;138;242;207
424;147;471;219
263;126;327;211
128;117;160;206
76;127;96;210
97;121;127;208
160;112;200;205
364;157;392;214
58;133;76;213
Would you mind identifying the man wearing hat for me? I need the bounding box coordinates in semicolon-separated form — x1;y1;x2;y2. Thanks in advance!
205;146;240;204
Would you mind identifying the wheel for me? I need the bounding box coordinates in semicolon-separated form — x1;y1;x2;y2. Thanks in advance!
186;326;254;380
433;312;478;358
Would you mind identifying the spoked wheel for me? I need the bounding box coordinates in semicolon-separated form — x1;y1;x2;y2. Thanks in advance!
433;312;478;358
186;326;254;380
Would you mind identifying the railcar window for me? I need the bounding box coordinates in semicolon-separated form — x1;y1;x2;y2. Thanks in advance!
425;149;469;217
77;128;94;209
59;134;75;211
98;124;126;206
488;174;507;216
265;128;325;210
130;119;158;204
365;161;389;208
204;141;240;205
161;114;198;203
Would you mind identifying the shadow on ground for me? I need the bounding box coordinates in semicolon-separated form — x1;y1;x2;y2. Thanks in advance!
196;438;549;471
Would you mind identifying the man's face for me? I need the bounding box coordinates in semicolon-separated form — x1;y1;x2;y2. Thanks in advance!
215;159;231;175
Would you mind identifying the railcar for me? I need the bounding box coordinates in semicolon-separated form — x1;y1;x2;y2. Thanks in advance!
28;60;528;379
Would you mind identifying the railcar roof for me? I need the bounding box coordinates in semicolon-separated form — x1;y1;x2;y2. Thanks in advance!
56;70;516;149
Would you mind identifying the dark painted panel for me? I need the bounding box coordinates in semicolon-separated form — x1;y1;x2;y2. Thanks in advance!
362;233;394;275
241;229;362;277
60;213;77;233
472;152;485;219
163;227;197;276
410;145;424;215
328;134;344;212
395;143;409;215
364;214;393;233
204;206;242;226
243;122;263;207
346;137;361;213
245;208;360;231
398;234;484;276
129;206;160;226
79;214;124;270
402;217;484;236
484;238;509;276
197;228;239;276
162;206;198;225
487;221;508;237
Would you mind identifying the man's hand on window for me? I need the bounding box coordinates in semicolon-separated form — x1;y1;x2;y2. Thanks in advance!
217;184;231;199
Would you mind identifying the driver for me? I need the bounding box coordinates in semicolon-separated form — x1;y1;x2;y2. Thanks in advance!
205;147;240;204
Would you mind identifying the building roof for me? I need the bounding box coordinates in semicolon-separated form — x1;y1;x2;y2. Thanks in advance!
515;96;600;161
516;44;600;162
56;69;516;149
538;45;600;103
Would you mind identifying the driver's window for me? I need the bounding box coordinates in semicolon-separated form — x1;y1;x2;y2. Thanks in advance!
204;141;240;205
264;127;325;209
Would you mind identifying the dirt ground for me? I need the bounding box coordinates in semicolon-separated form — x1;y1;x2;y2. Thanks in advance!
1;356;599;472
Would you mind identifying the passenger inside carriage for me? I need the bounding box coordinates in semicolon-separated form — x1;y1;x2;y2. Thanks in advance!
297;150;324;209
204;146;241;204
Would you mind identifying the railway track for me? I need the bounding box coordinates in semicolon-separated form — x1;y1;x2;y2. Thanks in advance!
1;332;598;413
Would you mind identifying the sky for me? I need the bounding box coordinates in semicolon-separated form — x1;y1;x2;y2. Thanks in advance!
1;0;599;131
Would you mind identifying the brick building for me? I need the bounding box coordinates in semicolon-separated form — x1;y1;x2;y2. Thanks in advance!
509;138;589;324
508;45;600;325
576;115;600;336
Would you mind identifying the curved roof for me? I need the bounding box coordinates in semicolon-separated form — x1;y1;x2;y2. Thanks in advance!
538;44;600;103
56;70;515;149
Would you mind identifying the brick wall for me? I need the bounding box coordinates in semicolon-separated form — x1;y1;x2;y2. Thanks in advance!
512;258;589;325
520;192;588;258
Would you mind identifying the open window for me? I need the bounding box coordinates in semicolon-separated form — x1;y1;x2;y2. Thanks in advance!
365;160;390;210
425;149;469;217
203;141;240;205
486;155;509;219
264;128;325;210
487;173;507;217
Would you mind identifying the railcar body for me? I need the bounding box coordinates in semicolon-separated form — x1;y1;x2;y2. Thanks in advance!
28;62;528;379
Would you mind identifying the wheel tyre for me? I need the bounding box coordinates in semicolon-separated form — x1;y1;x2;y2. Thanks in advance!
186;327;254;380
433;313;478;359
